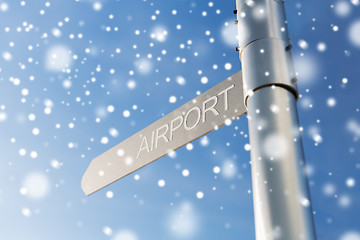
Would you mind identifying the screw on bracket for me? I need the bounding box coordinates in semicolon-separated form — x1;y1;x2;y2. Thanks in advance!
285;44;292;51
291;77;298;83
235;47;240;52
233;10;238;14
234;20;239;24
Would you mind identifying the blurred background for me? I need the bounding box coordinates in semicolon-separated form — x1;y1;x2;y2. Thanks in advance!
0;0;359;239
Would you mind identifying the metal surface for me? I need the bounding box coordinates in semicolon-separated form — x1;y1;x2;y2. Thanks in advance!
82;71;246;196
236;0;317;239
247;87;316;239
241;38;298;106
235;0;297;106
236;0;290;53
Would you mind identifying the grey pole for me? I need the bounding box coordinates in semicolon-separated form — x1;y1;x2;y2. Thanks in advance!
235;0;317;239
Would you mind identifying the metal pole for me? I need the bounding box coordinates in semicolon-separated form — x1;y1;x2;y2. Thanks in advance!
234;0;317;239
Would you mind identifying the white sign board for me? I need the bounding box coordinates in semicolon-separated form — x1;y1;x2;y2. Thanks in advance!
82;71;246;196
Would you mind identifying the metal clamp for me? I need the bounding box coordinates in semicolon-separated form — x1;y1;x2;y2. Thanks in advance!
235;0;297;107
241;38;298;106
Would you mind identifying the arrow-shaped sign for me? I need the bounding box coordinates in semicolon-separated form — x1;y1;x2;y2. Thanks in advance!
82;71;246;196
81;1;317;238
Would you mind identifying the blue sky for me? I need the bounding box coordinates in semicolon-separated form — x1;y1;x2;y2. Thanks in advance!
0;0;359;239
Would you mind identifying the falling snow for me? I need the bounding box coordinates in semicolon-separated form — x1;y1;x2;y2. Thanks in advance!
0;0;358;239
